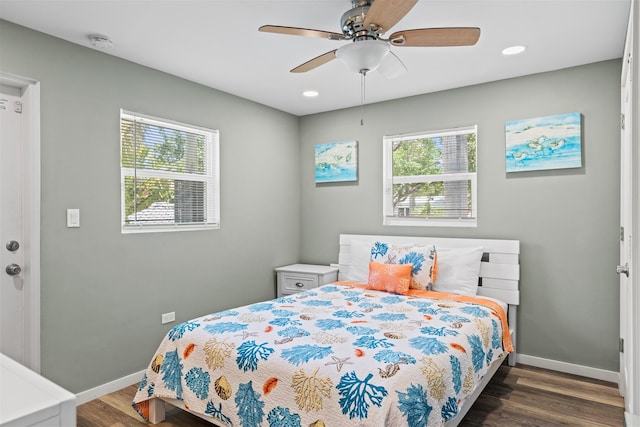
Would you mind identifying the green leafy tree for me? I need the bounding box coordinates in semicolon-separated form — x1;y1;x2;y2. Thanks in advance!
392;132;476;217
467;132;477;173
392;138;443;208
122;120;206;221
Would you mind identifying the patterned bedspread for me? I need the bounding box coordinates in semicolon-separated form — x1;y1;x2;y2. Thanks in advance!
133;283;512;427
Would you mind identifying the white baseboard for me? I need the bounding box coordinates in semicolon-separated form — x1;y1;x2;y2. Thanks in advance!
517;353;619;384
626;412;640;426
75;369;145;405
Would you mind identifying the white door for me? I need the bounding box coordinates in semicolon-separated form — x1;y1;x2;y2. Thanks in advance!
620;4;637;415
0;85;25;363
0;74;40;371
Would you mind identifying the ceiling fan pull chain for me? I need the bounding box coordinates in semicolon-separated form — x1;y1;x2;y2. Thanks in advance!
360;70;366;126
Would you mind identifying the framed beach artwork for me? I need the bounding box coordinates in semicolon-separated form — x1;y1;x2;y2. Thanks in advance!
505;112;582;172
315;141;358;183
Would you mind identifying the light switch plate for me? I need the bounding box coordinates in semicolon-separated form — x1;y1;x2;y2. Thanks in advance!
67;209;80;228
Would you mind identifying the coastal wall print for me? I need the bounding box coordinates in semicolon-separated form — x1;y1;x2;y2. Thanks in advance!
315;141;358;183
505;112;582;172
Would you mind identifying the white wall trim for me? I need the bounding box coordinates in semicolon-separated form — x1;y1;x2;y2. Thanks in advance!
75;369;145;405
517;353;619;384
625;411;640;426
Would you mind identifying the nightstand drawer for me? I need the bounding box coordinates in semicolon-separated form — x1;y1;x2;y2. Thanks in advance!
275;264;339;297
281;274;318;293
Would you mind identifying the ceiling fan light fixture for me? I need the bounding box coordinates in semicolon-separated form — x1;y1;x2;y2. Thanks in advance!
336;40;390;74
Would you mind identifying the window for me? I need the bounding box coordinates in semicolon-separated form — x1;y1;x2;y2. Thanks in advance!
120;110;219;233
383;125;477;227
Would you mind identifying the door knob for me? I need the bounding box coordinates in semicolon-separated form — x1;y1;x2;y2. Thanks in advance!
617;263;630;277
5;263;21;276
5;241;19;252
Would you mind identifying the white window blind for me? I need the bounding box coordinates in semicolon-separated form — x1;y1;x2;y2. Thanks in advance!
383;125;477;227
120;110;219;233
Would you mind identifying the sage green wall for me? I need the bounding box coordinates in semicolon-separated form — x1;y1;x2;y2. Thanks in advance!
299;60;622;372
0;20;300;393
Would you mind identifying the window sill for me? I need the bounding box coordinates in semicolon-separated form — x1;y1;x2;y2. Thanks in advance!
383;217;477;228
122;223;220;234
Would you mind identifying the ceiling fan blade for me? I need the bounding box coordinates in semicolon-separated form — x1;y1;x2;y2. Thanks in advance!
259;25;345;40
291;50;338;73
389;27;481;47
377;51;407;79
363;0;418;34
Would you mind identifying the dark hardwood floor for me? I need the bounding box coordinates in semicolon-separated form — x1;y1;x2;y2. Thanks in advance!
77;364;625;427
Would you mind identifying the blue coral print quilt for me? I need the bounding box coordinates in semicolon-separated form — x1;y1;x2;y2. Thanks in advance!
133;283;511;427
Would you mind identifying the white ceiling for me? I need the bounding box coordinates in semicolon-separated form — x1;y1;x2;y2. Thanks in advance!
0;0;631;116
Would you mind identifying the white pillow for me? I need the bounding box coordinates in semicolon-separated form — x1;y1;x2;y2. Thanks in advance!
432;247;484;296
346;239;375;283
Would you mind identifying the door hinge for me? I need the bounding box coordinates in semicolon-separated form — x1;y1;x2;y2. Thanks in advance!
621;226;625;242
620;337;624;353
621;113;626;130
14;101;22;114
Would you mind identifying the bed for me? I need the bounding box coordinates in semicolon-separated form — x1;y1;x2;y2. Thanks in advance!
132;234;520;426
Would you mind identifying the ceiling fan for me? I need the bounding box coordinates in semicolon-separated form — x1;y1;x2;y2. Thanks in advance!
259;0;480;78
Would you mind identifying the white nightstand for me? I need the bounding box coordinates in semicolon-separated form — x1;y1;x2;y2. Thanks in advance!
275;264;339;297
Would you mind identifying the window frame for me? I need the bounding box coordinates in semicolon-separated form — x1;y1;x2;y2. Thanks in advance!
120;109;220;234
382;125;478;228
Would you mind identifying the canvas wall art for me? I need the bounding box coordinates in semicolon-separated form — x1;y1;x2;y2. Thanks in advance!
505;112;582;172
315;141;358;183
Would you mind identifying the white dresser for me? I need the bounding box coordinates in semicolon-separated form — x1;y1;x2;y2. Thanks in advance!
1;354;76;427
275;264;339;297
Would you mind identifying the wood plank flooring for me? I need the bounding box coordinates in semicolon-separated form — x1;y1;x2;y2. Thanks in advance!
77;364;624;427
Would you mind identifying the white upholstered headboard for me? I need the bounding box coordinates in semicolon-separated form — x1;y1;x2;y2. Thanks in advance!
337;234;520;365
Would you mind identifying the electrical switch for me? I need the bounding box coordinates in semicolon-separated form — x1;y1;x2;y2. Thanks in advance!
67;209;80;228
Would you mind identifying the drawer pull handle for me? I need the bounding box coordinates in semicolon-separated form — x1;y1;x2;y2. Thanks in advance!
295;282;304;288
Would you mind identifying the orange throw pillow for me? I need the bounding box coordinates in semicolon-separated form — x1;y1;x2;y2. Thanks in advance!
367;261;413;295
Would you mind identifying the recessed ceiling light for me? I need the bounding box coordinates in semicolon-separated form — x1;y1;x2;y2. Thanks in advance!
502;45;526;56
303;90;319;98
88;34;113;49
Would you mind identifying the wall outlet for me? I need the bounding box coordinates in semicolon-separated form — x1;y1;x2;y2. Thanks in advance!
161;312;175;324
